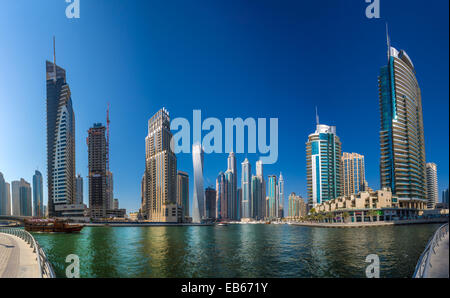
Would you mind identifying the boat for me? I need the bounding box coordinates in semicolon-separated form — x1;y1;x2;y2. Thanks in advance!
217;223;228;226
24;218;84;233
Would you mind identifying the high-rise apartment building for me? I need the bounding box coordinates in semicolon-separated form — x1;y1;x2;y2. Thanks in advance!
205;187;216;220
5;182;11;216
241;158;251;219
18;179;32;216
216;172;228;220
11;181;21;216
142;108;178;222
255;160;266;219
267;175;278;219
306;123;342;208
177;171;189;219
378;29;427;204
192;143;205;223
33;170;44;217
251;176;261;220
76;174;83;205
442;188;449;206
278;173;284;218
342;153;366;197
46;39;76;217
227;152;238;219
88;123;108;218
426;163;438;209
288;193;307;219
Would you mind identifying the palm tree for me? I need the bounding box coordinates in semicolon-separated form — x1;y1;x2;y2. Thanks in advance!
367;210;377;222
326;212;334;223
342;212;350;223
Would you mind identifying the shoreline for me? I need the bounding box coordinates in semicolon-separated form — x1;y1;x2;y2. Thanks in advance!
290;217;448;228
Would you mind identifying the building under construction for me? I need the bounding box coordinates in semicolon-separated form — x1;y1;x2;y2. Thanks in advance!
87;123;109;218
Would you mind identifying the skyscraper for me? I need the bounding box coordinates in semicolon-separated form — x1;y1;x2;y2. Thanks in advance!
5;182;11;216
46;38;76;217
267;175;278;219
442;188;449;206
76;174;83;205
33;170;44;217
278;173;284;218
426;163;438;209
227;152;237;219
88;123;108;218
142;108;178;222
342;153;366;196
192;143;205;223
378;27;427;205
0;172;7;216
251;176;261;219
11;181;21;216
288;193;307;219
216;172;228;220
177;171;189;220
306;122;342;208
205;187;216;220
18;179;32;216
241;158;251;219
224;170;235;220
256;160;266;219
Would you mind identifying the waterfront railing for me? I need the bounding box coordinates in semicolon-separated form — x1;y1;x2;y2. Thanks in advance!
413;223;449;278
0;227;56;278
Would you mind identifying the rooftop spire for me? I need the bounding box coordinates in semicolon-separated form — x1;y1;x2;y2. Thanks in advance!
315;106;319;126
386;22;391;59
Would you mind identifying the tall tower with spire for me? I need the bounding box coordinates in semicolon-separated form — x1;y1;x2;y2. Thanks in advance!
46;37;76;217
378;25;427;206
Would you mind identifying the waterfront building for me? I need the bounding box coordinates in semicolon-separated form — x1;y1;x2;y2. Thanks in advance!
251;176;261;219
19;179;32;216
224;170;235;220
46;39;76;217
205;187;216;220
32;170;44;217
426;163;438;209
227;152;238;219
113;198;119;210
11;181;20;216
142;108;179;222
237;188;242;219
75;174;83;205
342;153;366;196
306;122;342;208
88;123;108;219
278;173;285;218
5;182;11;216
177;171;189;220
106;171;114;210
255;160;266;219
442;189;449;206
216;171;228;219
267;175;278;219
192;143;205;223
378;29;427;204
241;158;252;219
287;193;307;219
0;172;7;215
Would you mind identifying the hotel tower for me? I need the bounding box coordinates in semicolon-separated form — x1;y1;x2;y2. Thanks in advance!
46;38;76;217
378;26;427;205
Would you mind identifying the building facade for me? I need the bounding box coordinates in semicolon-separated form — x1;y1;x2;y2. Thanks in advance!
278;173;285;218
216;172;228;220
33;170;44;217
177;171;189;219
426;163;438;209
192;143;205;223
142;108;178;222
46;48;76;217
0;172;7;216
378;34;427;203
205;187;216;220
19;179;32;216
287;193;307;219
11;181;20;216
256;160;266;219
306;124;342;208
342;152;366;197
267;175;278;219
227;152;238;219
76;174;83;205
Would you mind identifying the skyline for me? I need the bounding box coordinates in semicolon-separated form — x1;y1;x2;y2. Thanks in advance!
0;1;449;214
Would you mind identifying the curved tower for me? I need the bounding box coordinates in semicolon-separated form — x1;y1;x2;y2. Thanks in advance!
192;143;205;223
378;27;427;204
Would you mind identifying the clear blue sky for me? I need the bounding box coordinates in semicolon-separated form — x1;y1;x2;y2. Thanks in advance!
0;0;448;214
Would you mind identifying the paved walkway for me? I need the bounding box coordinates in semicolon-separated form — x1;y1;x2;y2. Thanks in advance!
0;233;40;278
427;232;449;278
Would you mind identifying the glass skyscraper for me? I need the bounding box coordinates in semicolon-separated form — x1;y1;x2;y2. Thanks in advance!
0;172;7;216
227;152;238;219
192;143;205;223
267;175;278;219
378;30;427;204
306;124;342;208
177;171;189;219
426;163;438;209
46;40;76;217
32;170;44;217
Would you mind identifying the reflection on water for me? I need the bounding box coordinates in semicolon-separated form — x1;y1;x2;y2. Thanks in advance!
32;224;441;278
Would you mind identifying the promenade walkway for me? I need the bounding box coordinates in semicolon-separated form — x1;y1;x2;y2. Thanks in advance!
0;232;40;278
427;231;449;278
